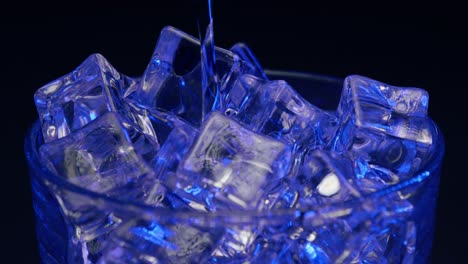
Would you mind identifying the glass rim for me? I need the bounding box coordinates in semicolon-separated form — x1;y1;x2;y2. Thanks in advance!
24;70;445;220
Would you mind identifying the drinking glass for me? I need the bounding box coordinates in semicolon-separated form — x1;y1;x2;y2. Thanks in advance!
25;70;444;263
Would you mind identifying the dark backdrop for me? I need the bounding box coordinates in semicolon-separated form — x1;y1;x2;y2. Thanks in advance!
1;1;465;263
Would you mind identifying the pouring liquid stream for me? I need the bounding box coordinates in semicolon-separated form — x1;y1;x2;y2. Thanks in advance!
201;0;221;121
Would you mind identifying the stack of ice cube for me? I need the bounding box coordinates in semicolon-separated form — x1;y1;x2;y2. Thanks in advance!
34;26;438;263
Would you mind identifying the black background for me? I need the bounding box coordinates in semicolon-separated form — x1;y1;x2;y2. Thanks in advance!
1;1;465;263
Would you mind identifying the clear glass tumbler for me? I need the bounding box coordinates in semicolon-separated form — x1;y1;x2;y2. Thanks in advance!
25;71;444;263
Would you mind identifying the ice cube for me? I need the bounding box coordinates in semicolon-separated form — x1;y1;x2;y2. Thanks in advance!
294;150;361;207
356;228;394;264
230;43;268;80
298;181;416;263
40;112;163;203
124;26;257;127
295;241;331;264
150;117;198;182
210;225;260;260
41;112;168;253
34;54;139;143
176;112;291;210
53;188;123;244
345;218;416;263
301;222;369;263
249;239;295;264
144;107;197;146
105;219;222;264
225;74;338;157
121;107;200;190
340;152;403;194
296;149;416;206
331;75;437;177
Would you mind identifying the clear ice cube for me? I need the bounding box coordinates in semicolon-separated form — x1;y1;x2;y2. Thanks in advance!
176;112;291;210
144;106;197;147
104;220;222;264
345;216;416;263
302;221;370;263
295;241;331;264
124;26;257;127
331;75;437;178
150;116;198;182
40;112;163;204
210;225;260;260
225;74;338;156
295;150;362;207
55;189;123;243
35;54;139;143
41;112;169;255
